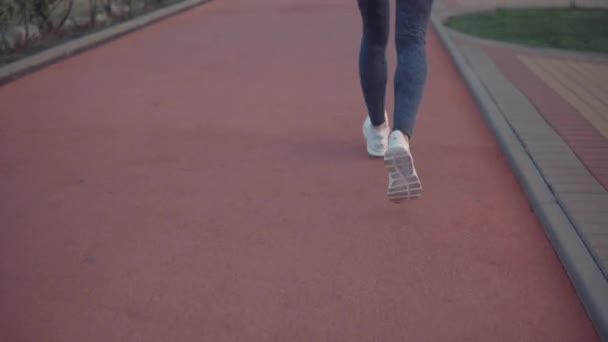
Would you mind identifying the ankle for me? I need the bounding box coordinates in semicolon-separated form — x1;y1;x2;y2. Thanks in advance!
374;122;388;129
393;129;411;142
371;118;387;128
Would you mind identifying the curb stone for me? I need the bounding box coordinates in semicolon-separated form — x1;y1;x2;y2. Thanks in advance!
0;0;211;85
430;14;608;342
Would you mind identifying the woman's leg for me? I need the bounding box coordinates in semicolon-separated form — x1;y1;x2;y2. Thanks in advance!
357;0;390;127
393;0;434;138
383;0;433;202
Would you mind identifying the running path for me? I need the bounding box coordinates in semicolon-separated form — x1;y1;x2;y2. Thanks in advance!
0;0;598;341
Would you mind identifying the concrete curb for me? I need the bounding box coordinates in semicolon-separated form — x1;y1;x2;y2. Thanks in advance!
0;0;211;85
430;14;608;342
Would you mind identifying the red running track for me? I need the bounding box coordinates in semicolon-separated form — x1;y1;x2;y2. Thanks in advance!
0;0;598;341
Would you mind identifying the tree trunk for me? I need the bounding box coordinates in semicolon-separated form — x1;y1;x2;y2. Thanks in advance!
23;1;31;46
89;0;97;26
54;0;73;32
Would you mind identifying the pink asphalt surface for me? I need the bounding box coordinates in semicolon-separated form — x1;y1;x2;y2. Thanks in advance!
0;1;599;341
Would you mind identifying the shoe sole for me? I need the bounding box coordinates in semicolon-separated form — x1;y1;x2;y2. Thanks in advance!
384;147;422;202
367;145;386;158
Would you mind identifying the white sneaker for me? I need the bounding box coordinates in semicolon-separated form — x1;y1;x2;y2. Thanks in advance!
384;130;422;202
362;112;390;157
